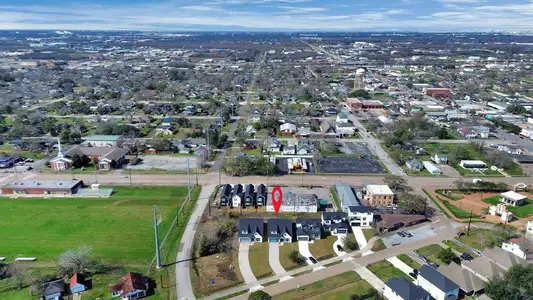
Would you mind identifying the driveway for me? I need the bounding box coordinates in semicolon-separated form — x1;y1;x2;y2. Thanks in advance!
333;235;347;256
440;165;462;178
298;241;315;265
238;243;258;285
354;266;385;291
269;243;289;278
387;256;414;276
352;227;373;256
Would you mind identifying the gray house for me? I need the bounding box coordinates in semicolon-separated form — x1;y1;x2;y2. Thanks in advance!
256;184;267;206
432;154;448;164
238;218;264;243
321;212;348;235
42;278;65;300
267;218;293;243
295;218;322;241
384;277;430;300
244;184;255;207
219;184;232;206
406;159;424;171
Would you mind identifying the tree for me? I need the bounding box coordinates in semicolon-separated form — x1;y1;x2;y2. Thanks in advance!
249;290;272;300
348;89;369;98
58;245;95;277
448;145;470;164
480;223;516;248
71;154;83;169
342;235;359;251
397;193;426;213
8;263;31;290
437;248;460;265
485;264;533;300
81;155;91;167
383;174;410;193
289;250;304;265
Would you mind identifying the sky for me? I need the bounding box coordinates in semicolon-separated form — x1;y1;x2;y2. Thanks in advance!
1;0;533;31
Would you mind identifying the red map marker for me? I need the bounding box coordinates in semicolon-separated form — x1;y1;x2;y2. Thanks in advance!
272;186;283;214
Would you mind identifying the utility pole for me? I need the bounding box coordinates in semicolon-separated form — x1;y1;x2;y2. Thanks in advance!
467;210;473;236
154;205;162;269
129;169;132;186
187;158;191;201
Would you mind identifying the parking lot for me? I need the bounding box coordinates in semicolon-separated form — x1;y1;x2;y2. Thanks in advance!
317;157;385;174
382;222;462;248
125;155;198;171
342;142;373;156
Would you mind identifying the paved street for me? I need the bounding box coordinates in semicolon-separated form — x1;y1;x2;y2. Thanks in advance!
176;184;215;300
208;225;459;300
238;243;258;285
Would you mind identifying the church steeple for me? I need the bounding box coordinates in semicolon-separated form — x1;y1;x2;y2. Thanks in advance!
57;138;64;158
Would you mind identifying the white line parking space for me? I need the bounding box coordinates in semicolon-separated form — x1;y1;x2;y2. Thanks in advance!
387;256;414;277
352;227;373;256
238;243;258;285
354;266;385;291
298;241;314;265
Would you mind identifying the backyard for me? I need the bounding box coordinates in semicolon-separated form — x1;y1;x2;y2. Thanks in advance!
273;271;374;300
367;260;412;282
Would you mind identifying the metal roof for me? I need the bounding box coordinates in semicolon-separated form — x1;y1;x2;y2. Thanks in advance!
3;179;82;190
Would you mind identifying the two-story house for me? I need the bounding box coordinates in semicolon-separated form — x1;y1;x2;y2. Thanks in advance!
347;206;373;227
219;184;232;207
321;212;348;235
243;184;255;207
501;237;533;260
232;184;244;208
384;277;430;300
238;218;264;243
256;184;267;206
267;218;293;243
416;265;460;300
295;218;322;242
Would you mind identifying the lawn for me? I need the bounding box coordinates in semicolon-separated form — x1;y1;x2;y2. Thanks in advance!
367;260;413;282
483;195;501;205
371;239;387;252
442;200;480;219
243;148;262;156
279;243;302;271
435;189;462;201
309;236;337;261
362;229;375;241
415;244;446;265
330;187;342;212
273;271;374;300
249;243;273;279
443;240;474;257
483;196;533;218
0;185;199;265
457;229;489;251
397;254;421;269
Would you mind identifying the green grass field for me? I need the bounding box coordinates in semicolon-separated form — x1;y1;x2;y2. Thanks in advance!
371;239;387;252
0;186;198;265
397;254;421;269
443;240;474;257
249;243;273;279
415;244;446;265
273;271;373;300
367;260;413;282
279;243;301;271
457;229;488;250
483;196;533;218
442;200;480;219
309;236;336;261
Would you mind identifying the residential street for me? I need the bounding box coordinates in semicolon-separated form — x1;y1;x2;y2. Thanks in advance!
176;184;215;300
207;225;459;300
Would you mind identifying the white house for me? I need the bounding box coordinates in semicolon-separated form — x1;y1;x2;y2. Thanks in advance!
432;154;448;164
384;277;430;300
502;237;533;260
335;122;357;136
336;112;349;123
347;206;373;227
232;184;243;208
459;160;487;169
416;265;460;300
423;161;441;175
321;212;348;235
500;190;527;206
280;123;297;134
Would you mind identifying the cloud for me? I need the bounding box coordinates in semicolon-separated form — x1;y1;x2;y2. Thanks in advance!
278;6;327;13
438;0;484;3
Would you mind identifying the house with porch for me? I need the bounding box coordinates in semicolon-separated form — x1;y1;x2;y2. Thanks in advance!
500;191;527;206
238;218;264;243
321;212;348;235
295;218;322;241
347;206;373;227
232;184;244;208
109;272;149;300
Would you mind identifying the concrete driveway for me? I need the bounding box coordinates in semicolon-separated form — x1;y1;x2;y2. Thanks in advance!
354;266;385;291
238;243;258;284
352;227;373;256
269;243;291;280
298;241;315;265
387;256;414;276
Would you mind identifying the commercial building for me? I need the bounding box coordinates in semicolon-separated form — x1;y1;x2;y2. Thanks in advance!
423;88;452;98
1;179;84;196
63;145;129;170
459;160;487;170
365;185;394;207
266;191;318;213
84;135;124;147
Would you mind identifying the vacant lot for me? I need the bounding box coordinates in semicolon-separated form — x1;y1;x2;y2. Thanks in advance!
125;155;198;171
273;271;374;300
0;186;198;265
191;251;243;298
367;260;412;282
397;254;421;269
456;229;489;250
415;244;446;265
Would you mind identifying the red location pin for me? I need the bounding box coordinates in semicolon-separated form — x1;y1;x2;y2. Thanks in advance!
272;186;283;214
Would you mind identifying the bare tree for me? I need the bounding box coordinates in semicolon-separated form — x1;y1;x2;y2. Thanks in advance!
8;263;31;290
58;245;95;277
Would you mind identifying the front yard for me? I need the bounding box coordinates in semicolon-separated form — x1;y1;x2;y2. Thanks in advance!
249;243;273;279
309;236;337;261
397;254;421;269
279;243;302;271
367;260;413;282
415;244;446;265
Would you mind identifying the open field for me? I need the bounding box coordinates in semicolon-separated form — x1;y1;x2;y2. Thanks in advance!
0;186;198;264
273;271;374;300
371;239;387;252
456;229;489;250
367;260;412;282
309;236;336;261
415;244;446;265
249;243;273;279
191;251;244;298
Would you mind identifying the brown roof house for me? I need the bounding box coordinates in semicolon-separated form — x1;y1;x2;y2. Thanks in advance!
109;272;149;300
377;214;426;231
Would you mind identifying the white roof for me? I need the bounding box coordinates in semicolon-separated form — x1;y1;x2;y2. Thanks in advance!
280;123;296;130
501;191;527;201
366;185;394;195
460;160;486;165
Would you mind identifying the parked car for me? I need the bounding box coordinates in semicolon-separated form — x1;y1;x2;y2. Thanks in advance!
429;262;439;269
397;232;405;237
401;230;412;237
412;269;419;275
336;245;344;252
472;249;483;256
409;272;418;279
418;254;428;262
309;257;317;264
460;253;473;261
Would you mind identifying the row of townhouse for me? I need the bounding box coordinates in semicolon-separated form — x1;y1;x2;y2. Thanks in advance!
219;184;267;208
238;211;356;243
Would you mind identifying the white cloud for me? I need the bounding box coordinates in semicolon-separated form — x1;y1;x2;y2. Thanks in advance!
278;6;327;13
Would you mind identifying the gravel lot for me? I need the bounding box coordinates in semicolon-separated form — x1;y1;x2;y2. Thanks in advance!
125;155;198;171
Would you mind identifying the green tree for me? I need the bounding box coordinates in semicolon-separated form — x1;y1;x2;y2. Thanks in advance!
342;235;359;251
383;174;410;192
71;154;82;169
437;248;460;265
397;193;426;213
486;264;533;300
248;290;272;300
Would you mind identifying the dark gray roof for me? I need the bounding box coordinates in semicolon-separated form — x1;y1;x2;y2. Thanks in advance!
220;184;232;199
348;205;372;213
419;265;459;292
239;218;264;239
385;277;430;300
267;218;293;239
256;184;267;199
232;184;243;198
42;278;65;296
244;184;255;200
322;211;347;221
295;218;322;237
